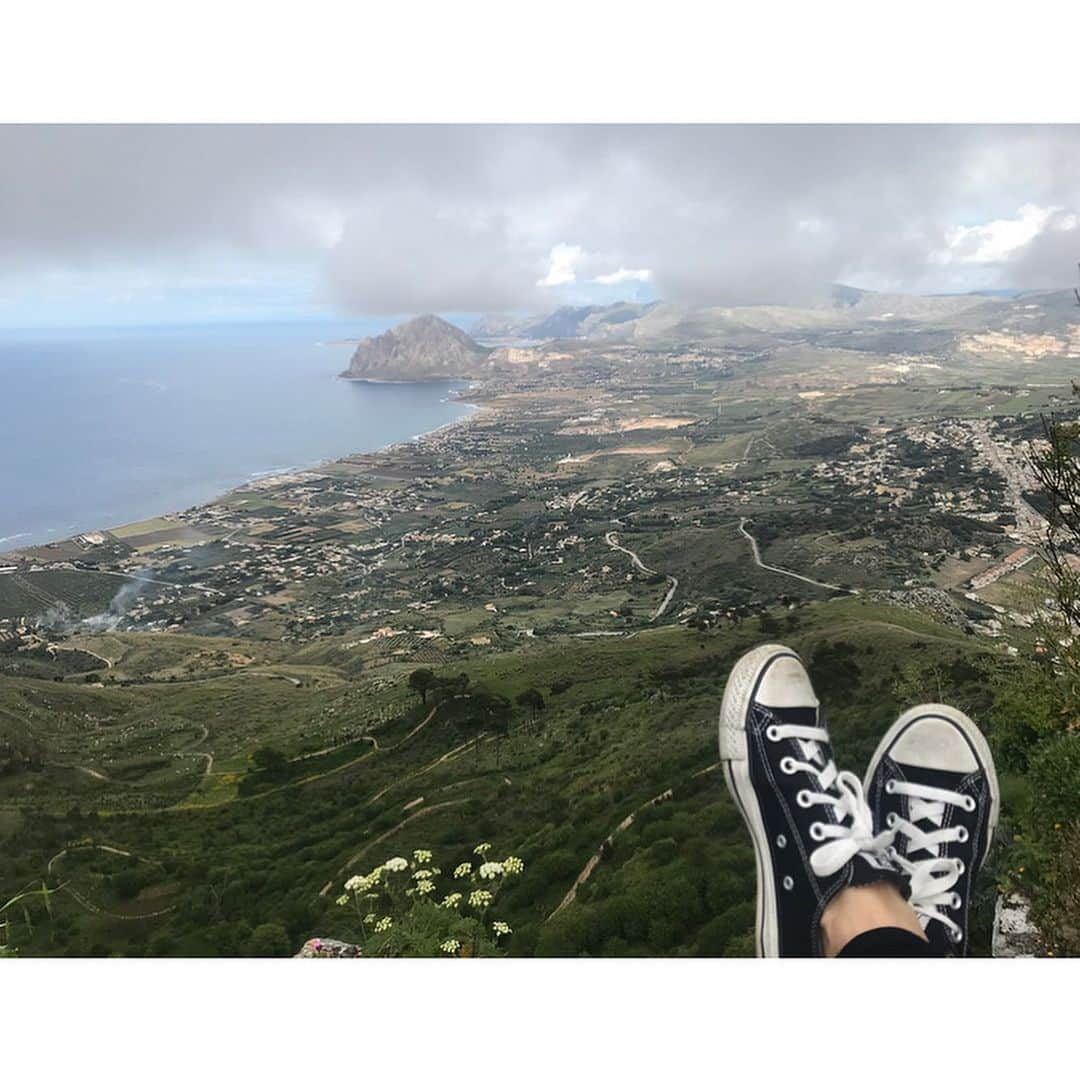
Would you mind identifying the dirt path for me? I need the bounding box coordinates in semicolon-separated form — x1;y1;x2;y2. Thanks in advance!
318;799;469;897
47;761;112;783
364;735;487;808
290;695;464;765
738;517;853;594
605;531;679;621
46;841;173;918
47;642;115;669
548;763;720;920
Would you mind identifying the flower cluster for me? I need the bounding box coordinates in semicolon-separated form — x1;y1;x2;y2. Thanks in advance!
334;843;526;958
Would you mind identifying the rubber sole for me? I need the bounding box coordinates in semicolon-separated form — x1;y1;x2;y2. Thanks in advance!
863;703;1001;870
718;643;801;958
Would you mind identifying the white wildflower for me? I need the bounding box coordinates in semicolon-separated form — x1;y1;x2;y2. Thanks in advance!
374;916;393;933
502;856;525;875
417;879;436;895
363;913;376;925
473;842;492;856
344;875;365;892
493;921;513;937
440;939;460;954
413;868;433;880
440;892;463;909
478;861;504;880
383;857;408;873
413;849;433;864
335;894;350;907
468;890;493;910
453;862;472;879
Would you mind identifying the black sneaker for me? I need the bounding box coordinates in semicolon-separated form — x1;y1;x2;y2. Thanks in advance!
864;704;1000;957
719;644;899;957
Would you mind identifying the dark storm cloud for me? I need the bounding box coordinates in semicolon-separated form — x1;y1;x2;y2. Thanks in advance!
1;125;1079;312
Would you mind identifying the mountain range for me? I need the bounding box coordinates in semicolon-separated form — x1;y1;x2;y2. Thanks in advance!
338;287;1078;382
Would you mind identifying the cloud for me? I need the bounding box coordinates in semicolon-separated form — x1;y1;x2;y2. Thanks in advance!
538;243;586;287
1;125;1080;320
933;203;1060;265
592;267;653;285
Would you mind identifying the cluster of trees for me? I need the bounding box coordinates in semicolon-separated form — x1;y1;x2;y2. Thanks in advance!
407;668;546;736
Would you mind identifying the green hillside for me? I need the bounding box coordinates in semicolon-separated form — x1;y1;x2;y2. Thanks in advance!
1;596;1017;957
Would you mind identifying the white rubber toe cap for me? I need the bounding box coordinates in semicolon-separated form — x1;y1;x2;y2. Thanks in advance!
889;713;979;773
755;656;819;710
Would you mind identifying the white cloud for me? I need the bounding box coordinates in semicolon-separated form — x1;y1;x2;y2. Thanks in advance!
933;203;1062;265
592;267;653;285
538;243;586;287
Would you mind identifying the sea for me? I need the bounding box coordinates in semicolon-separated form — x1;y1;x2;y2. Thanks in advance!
0;319;474;553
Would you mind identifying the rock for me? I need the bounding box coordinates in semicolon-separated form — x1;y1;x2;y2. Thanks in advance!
992;892;1044;957
341;315;494;381
870;587;973;630
296;937;363;958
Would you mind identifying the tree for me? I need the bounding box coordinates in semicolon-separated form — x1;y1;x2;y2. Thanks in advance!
1031;387;1080;641
408;668;436;705
251;746;287;773
516;688;546;731
247;922;290;957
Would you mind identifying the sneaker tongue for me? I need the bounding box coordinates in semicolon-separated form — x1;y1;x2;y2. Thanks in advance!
888;759;974;790
766;705;820;728
848;850;907;892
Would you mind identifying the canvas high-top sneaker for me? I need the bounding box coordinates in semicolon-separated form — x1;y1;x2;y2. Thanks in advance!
719;644;900;957
865;704;1000;957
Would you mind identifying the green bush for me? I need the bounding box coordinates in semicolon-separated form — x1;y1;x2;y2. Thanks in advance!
247;922;290;957
1027;734;1080;828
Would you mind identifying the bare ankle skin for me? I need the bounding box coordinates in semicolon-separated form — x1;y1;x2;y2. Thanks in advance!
819;881;928;957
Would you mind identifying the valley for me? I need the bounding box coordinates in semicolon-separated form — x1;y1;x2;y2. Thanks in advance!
1;287;1077;956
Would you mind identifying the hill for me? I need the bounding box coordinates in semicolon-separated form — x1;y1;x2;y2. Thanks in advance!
341;315;494;381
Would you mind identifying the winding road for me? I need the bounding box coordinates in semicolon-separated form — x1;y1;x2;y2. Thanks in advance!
604;532;679;621
738;517;853;594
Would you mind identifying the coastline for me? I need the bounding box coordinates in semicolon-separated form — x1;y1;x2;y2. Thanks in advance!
7;389;489;560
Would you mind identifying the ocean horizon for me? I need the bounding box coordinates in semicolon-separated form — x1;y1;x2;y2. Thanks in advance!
0;319;473;553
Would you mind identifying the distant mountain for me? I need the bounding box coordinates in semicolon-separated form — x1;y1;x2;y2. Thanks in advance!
472;288;1030;348
341;315;494;381
472;303;658;342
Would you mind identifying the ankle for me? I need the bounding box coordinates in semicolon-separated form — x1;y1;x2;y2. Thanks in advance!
820;881;927;957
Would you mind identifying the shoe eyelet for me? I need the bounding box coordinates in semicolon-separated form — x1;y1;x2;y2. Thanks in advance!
809;823;825;842
956;826;969;843
955;858;965;876
782;876;794;891
796;790;813;808
885;780;897;794
951;928;964;943
776;834;787;849
779;757;797;775
950;894;962;910
886;812;898;827
766;726;781;742
887;845;897;858
963;796;976;812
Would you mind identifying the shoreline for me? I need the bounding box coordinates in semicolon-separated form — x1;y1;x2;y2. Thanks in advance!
7;390;489;560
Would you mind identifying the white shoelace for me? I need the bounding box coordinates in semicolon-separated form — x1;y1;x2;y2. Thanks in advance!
769;722;892;877
884;778;971;941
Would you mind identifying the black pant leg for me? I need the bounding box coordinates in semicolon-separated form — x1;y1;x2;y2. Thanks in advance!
836;926;945;958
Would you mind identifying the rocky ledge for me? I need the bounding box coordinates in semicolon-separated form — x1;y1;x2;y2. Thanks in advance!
296;937;363;958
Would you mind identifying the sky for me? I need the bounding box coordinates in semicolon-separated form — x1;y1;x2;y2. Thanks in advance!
1;124;1078;329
